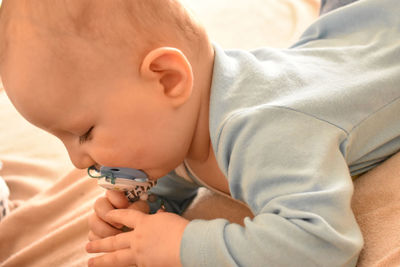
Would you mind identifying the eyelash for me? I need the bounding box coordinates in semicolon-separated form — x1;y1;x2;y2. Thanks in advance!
79;127;94;144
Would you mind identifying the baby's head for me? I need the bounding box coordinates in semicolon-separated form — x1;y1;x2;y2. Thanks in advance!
0;0;214;179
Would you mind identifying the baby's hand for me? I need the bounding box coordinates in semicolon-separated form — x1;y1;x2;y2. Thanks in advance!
88;190;149;241
86;209;189;267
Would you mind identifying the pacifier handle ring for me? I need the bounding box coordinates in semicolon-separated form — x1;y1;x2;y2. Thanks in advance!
87;165;105;178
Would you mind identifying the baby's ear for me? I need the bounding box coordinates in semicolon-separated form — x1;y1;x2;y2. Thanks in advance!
140;47;194;107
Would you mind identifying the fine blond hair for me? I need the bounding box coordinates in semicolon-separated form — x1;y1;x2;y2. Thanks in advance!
0;0;205;65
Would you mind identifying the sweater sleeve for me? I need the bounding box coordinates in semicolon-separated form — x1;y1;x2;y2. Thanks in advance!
180;107;363;266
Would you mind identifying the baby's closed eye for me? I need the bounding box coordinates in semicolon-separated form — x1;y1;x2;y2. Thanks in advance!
79;126;94;144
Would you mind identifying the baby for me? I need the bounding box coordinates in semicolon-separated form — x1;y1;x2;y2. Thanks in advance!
0;0;399;266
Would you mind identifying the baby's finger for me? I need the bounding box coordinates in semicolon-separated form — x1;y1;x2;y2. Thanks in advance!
88;230;101;241
88;212;122;238
88;249;134;267
106;209;145;229
128;200;150;213
106;190;129;209
86;232;131;253
94;197;123;229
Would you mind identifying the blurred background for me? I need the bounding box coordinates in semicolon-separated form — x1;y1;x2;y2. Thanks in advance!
183;0;319;49
0;0;319;49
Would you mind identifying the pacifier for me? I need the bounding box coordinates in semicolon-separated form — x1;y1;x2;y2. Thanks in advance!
88;166;157;202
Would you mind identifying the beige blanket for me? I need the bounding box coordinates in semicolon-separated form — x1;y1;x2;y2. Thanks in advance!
1;0;399;266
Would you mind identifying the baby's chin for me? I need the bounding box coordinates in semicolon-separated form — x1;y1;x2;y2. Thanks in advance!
148;168;176;181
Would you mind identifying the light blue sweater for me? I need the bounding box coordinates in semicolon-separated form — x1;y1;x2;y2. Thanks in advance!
152;0;400;265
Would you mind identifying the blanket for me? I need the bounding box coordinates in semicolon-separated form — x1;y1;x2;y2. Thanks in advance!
1;0;398;266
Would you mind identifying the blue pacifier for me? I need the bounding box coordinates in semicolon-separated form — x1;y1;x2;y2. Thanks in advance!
88;166;157;202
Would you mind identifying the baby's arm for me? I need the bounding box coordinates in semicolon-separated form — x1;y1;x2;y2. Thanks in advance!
179;107;363;266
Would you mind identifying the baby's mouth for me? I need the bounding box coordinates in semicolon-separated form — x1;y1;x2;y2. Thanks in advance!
94;164;102;171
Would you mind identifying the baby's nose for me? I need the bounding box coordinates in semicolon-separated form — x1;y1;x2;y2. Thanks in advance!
67;148;95;169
